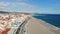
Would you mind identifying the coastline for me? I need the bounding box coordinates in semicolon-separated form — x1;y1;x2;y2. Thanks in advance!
0;12;60;34
26;17;59;34
33;17;60;30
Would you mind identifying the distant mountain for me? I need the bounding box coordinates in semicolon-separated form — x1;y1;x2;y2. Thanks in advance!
0;11;32;15
0;11;9;14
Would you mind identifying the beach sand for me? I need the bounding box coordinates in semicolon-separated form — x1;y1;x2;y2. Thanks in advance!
26;17;60;34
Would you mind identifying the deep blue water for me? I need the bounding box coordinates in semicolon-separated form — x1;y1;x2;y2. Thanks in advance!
33;14;60;28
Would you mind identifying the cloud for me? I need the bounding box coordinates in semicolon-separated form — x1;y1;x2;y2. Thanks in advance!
17;2;36;11
0;2;10;11
0;2;10;7
0;1;36;12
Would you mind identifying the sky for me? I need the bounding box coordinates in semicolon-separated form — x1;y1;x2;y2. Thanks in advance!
0;0;60;14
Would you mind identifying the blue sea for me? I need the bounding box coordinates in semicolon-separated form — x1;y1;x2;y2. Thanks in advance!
33;14;60;28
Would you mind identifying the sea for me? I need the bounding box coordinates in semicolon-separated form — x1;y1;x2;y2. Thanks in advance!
33;13;60;28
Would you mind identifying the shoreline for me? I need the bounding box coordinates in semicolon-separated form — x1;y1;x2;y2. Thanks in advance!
32;17;60;30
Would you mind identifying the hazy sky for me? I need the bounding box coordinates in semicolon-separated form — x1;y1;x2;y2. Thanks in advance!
0;0;60;14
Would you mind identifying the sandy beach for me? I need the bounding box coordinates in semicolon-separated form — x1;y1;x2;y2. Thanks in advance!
25;17;60;34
